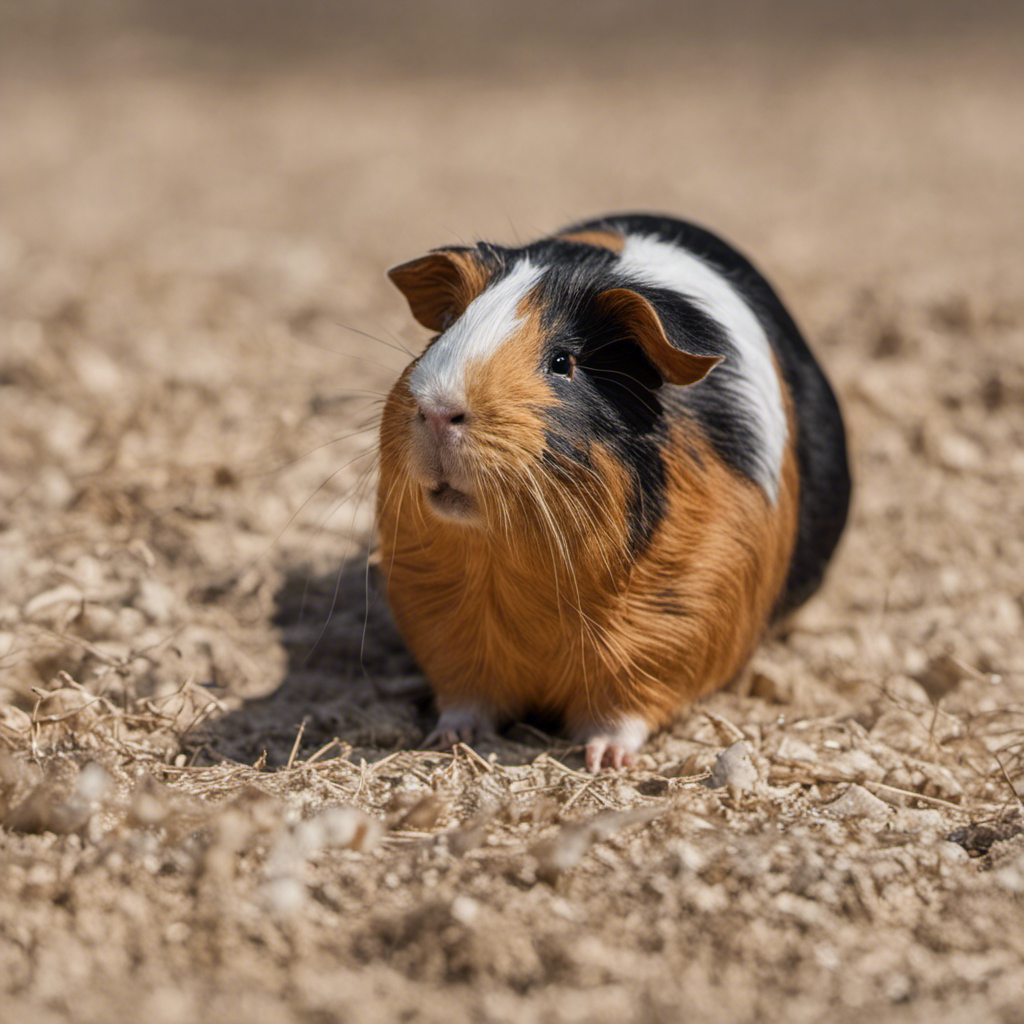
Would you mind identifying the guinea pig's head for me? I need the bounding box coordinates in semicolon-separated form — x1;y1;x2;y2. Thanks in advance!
380;242;720;547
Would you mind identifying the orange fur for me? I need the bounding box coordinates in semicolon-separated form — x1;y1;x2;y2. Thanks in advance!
593;288;721;386
557;229;626;253
377;302;801;735
387;250;492;332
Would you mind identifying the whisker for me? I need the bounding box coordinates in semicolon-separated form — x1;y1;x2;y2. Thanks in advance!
582;368;663;417
517;463;598;713
311;387;391;400
229;446;378;586
302;456;381;664
294;451;379;624
239;423;380;480
327;318;415;359
384;478;413;589
289;333;405;374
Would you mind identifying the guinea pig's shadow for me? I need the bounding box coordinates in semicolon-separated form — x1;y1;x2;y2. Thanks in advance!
198;554;557;767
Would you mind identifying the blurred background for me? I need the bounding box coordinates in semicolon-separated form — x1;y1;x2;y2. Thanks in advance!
2;7;1024;1020
3;0;1022;281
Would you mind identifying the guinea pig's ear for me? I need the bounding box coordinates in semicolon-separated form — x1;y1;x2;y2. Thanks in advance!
594;288;722;386
387;249;490;333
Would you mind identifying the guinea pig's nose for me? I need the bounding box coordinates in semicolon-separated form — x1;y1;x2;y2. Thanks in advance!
418;403;468;441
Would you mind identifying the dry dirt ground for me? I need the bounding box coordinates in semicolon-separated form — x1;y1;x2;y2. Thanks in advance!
2;6;1024;1023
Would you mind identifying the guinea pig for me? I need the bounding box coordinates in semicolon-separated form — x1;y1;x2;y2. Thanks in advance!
377;213;850;770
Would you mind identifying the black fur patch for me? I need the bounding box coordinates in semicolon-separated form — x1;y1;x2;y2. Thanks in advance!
517;234;775;556
447;215;850;608
522;231;773;502
564;213;852;613
529;263;674;556
541;384;667;558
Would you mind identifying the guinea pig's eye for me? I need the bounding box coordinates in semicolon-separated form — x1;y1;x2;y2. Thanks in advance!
548;351;575;378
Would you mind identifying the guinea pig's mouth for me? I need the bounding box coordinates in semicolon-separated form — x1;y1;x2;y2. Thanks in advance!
424;480;478;522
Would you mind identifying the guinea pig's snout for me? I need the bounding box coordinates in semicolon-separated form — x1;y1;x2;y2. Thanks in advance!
416;401;468;445
410;396;478;519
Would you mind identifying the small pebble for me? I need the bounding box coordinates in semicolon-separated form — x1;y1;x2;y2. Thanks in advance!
704;741;759;793
824;783;892;819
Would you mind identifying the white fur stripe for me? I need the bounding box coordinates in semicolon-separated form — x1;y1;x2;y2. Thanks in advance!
409;260;543;411
617;234;788;502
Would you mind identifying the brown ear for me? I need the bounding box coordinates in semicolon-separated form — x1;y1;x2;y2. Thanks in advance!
593;288;722;386
387;250;490;332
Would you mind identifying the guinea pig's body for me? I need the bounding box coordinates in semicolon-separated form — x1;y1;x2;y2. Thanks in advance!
377;214;850;769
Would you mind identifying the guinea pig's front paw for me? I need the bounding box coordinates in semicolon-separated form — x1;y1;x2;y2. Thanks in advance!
577;715;650;772
422;706;497;751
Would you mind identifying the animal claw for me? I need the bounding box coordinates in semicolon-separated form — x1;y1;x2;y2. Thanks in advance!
579;715;649;772
584;739;636;772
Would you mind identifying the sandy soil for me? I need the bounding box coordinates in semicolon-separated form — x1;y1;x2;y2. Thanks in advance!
1;6;1023;1023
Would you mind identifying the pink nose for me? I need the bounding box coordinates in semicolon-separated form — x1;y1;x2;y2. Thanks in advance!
419;404;467;441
